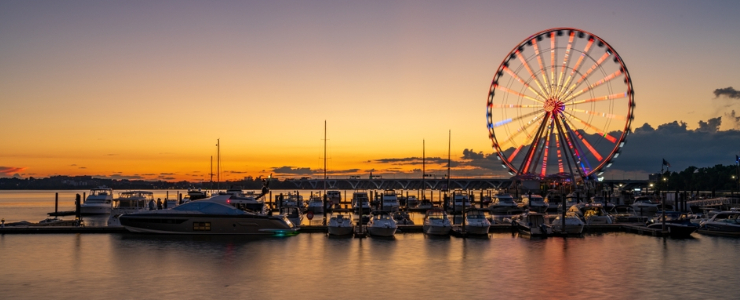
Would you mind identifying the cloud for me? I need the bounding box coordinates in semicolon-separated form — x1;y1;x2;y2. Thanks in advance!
70;164;77;166
0;166;27;177
714;87;740;99
272;166;314;175
79;167;87;169
100;174;144;180
725;110;740;130
107;154;118;156
374;157;450;166
160;173;175;175
227;171;248;174
697;116;722;133
462;149;485;160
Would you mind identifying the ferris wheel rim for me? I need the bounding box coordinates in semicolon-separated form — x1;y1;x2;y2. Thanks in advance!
486;27;635;179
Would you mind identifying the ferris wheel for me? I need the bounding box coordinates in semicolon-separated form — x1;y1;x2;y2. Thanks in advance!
486;28;634;180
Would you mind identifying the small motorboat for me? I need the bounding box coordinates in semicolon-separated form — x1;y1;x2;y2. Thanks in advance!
568;203;613;225
632;196;659;217
80;187;113;215
327;214;353;236
423;208;451;236
488;193;520;214
367;211;397;237
521;194;548;213
646;211;698;238
306;196;324;214
550;213;585;235
514;211;551;237
392;211;414;225
463;210;491;235
351;191;371;214
698;211;740;237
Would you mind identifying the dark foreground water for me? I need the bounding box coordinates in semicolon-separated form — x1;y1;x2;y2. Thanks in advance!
1;232;739;299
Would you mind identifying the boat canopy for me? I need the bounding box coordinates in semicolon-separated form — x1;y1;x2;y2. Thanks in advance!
173;201;245;215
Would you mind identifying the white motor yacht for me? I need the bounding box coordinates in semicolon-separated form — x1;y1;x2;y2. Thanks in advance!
521;194;548;213
568;203;613;225
278;192;304;209
464;210;491;235
423;208;452;236
380;190;400;212
119;194;297;235
306;196;324;214
327;214;353;236
450;192;472;213
326;190;342;209
489;194;519;214
80;187;113;215
550;213;585;234
514;211;551;237
632;196;659;216
186;188;210;201
367;212;397;237
108;191;154;226
351;191;371;214
698;211;740;237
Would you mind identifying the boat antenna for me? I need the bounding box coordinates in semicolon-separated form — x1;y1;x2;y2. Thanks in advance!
323;120;327;195
210;155;213;192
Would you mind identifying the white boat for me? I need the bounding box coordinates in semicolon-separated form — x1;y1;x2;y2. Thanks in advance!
380;190;400;212
327;214;353;236
632;196;659;216
107;191;154;226
423;208;452;236
326;190;342;208
392;211;414;225
351;191;371;214
464;210;491;235
550;213;585;234
698;211;740;237
279;206;303;227
186;188;209;201
514;211;551;237
222;189;268;214
278;192;304;209
306;196;324;214
80;187;113;215
367;212;397;237
568;203;613;225
119;194;298;235
489;193;520;214
521;194;548;213
450;192;472;213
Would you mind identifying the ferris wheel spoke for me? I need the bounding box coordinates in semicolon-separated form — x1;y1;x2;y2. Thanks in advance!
560;51;611;99
566;92;628;105
494;85;545;104
553;126;565;173
539;119;555;177
555;31;576;97
563;69;623;102
491;110;543;128
562;116;603;166
568;108;626;121
514;50;549;99
519;113;550;174
497;113;546;149
491;103;541;109
502;66;548;100
554;117;585;177
558;38;595;99
549;31;557;95
507;144;524;163
531;38;550;98
562;111;618;143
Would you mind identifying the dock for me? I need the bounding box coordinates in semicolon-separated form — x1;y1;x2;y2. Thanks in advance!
1;223;656;235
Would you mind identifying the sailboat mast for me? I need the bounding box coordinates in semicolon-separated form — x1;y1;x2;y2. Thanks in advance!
324;120;327;194
422;139;425;200
217;138;220;191
447;130;451;190
210;155;213;192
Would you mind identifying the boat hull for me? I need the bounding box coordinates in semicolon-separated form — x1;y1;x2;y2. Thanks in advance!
647;223;697;238
464;225;490;235
423;225;451;236
367;226;396;237
80;206;111;215
119;214;298;235
327;226;354;236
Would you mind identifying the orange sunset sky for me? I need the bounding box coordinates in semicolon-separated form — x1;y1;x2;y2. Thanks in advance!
2;1;740;182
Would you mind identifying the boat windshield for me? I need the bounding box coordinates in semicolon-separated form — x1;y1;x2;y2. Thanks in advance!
173;201;245;215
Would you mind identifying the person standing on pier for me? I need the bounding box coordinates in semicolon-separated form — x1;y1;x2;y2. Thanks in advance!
149;199;155;210
157;198;163;210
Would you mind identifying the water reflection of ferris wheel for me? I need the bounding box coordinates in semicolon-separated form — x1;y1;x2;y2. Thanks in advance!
487;28;634;180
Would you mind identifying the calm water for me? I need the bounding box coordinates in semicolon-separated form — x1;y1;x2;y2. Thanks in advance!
2;191;739;299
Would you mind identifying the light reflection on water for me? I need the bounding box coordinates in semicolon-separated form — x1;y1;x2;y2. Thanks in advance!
1;232;739;299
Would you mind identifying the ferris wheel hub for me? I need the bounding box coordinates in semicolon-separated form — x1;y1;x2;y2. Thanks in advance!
544;98;563;113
